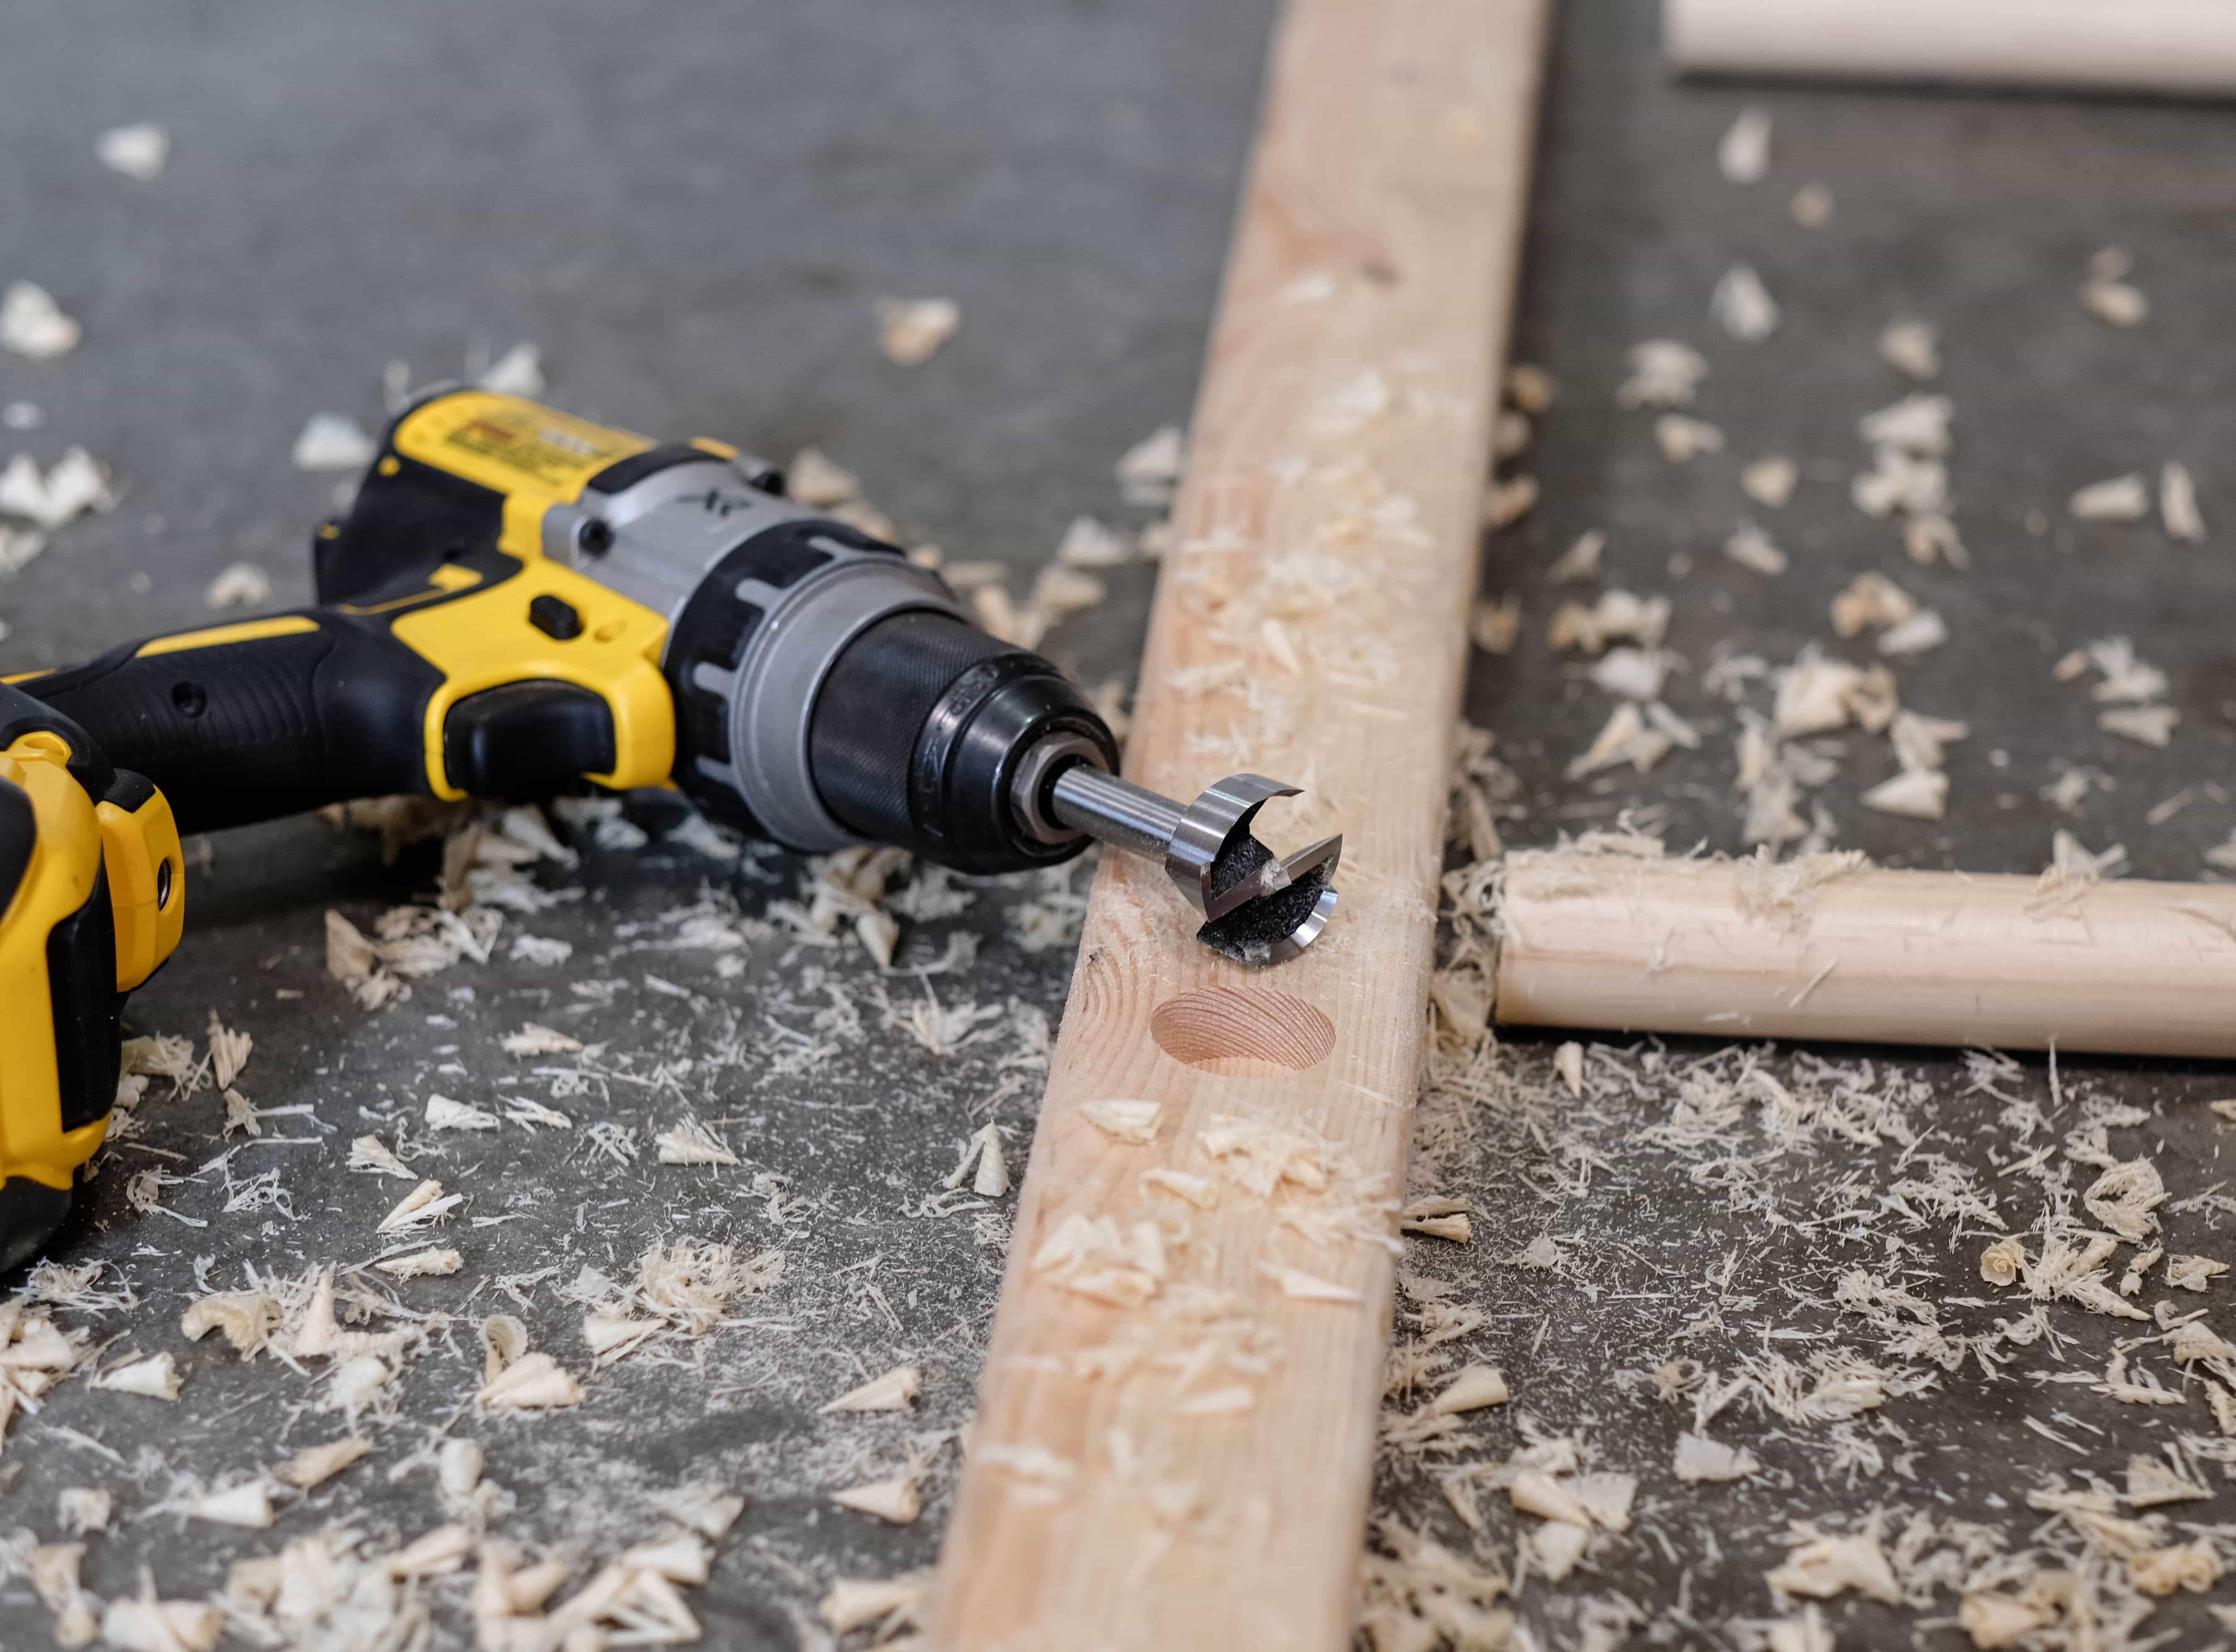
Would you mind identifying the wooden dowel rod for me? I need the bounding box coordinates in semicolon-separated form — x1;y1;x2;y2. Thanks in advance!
1665;0;2236;95
1495;849;2236;1057
929;0;1550;1644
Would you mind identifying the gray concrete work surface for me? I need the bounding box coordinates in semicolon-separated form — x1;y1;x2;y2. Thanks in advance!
3;0;2236;1648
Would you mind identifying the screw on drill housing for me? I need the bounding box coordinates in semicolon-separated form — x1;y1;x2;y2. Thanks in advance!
1036;759;1341;966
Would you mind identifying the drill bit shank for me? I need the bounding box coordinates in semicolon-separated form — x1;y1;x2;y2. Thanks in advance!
1044;763;1340;966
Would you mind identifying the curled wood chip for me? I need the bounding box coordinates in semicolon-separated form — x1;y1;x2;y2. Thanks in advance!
180;1290;280;1356
375;1248;462;1279
477;1352;584;1410
1723;523;1786;575
655;1120;739;1167
1078;1099;1161;1145
1789;182;1833;227
377;1179;461;1233
57;1488;111;1535
1468;595;1521;655
1877;318;1939;380
2168;1254;2227;1292
787;447;860;507
1979;1238;2025;1286
1481;475;1538;528
291;414;375;472
832;1474;920;1525
818;1574;930;1635
1140;1168;1216;1207
186;1481;274;1528
2097;701;2176;749
1711;264;1779;341
822;1364;920;1414
501;1023;581;1057
281;1436;370;1490
1859;393;1952;456
425;1094;499;1132
1716;107;1770;182
2161;461;2205;542
99;1600;223;1652
1741;456;1798;509
1553;1042;1584;1098
97;122;169;181
91;1352;180;1400
1655;414;1723;462
874;297;960;365
1548;529;1605;581
2071;473;2150;522
2129;1540;2218;1596
1861;768;1946;822
2126;1453;2209;1507
1425;1366;1507;1415
1263;1265;1362;1303
1617;341;1706;409
1510;1469;1593;1527
1959;1590;2054;1648
0;281;80;360
1674;1433;1757;1483
1765;1525;1900;1603
1505;363;1556;413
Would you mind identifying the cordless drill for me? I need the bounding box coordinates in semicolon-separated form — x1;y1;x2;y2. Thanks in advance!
0;390;1340;1267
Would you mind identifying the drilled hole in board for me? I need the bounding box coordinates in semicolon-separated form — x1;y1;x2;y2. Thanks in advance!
1150;986;1335;1074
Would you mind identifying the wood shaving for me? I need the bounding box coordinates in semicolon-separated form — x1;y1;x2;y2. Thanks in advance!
1878;318;1940;380
1723;522;1786;575
2081;254;2149;328
1548;529;1605;581
873;296;960;365
1549;589;1669;654
377;1180;461;1233
0;281;80;360
56;1488;111;1535
821;1364;920;1413
1468;595;1521;655
1712;263;1780;341
2160;461;2205;542
2168;1255;2226;1292
374;1248;462;1279
500;1022;581;1057
1861;768;1947;820
90;1352;180;1400
2100;705;2178;747
818;1573;932;1635
1079;1099;1161;1145
1716;107;1770;182
425;1093;500;1131
1263;1264;1362;1303
477;1351;584;1410
1742;455;1799;509
281;1436;370;1490
1115;425;1186;506
1655;414;1724;462
0;447;116;529
1765;1520;1901;1603
290;413;376;472
96;121;169;180
2071;473;2151;522
347;1136;414;1179
832;1473;921;1525
1505;363;1557;413
186;1481;275;1528
180;1290;280;1356
1790;181;1833;227
98;1599;222;1652
1859;393;1952;456
1674;1432;1758;1482
1877;609;1947;657
1617;340;1707;409
786;447;860;507
655;1119;740;1166
1481;474;1538;527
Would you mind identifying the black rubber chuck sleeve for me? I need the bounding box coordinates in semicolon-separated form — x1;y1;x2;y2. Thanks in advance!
807;610;1117;876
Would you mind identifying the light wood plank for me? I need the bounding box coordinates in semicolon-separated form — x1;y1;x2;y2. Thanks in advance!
1497;851;2236;1058
931;0;1549;1644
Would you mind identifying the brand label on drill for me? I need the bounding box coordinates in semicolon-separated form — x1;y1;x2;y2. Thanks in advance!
441;406;644;489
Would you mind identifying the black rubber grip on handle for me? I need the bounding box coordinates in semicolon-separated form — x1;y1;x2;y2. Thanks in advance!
16;616;443;834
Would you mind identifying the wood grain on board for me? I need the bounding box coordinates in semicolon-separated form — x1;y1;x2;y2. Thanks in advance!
932;0;1550;1644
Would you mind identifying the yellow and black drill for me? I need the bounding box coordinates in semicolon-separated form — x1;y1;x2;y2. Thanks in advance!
0;391;1340;1267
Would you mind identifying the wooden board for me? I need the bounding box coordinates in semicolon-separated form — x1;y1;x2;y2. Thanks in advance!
1496;850;2236;1058
1665;0;2236;95
930;0;1549;1645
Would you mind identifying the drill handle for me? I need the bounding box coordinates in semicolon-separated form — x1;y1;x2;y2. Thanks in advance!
11;612;438;834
